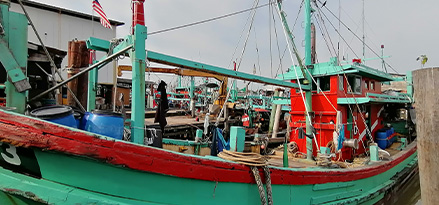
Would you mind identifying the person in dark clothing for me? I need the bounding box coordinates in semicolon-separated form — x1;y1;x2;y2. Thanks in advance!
154;81;169;132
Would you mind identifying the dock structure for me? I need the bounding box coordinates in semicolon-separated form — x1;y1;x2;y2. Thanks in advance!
413;67;439;205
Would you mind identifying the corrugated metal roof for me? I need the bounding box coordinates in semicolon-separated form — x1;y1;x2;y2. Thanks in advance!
11;0;124;26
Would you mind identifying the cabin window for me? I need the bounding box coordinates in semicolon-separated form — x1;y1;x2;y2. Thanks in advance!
338;75;344;91
347;75;362;94
312;76;331;92
370;81;375;90
365;80;369;90
320;76;331;91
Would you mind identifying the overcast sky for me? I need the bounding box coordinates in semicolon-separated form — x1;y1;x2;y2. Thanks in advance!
31;0;439;88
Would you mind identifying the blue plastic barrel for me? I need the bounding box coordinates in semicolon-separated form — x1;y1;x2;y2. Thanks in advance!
376;131;388;149
79;112;90;130
30;105;77;128
70;107;84;129
386;127;393;137
83;110;124;140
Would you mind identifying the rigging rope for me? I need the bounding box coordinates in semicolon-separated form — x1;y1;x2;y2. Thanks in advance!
313;3;375;144
315;6;359;59
147;2;273;36
215;0;260;126
270;3;285;79
269;1;273;78
313;13;336;57
273;0;303;79
305;3;375;152
319;2;400;74
274;2;320;151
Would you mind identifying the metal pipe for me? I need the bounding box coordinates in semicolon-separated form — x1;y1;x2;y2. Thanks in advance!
35;63;86;112
343;139;359;149
268;89;280;134
271;91;284;138
28;45;133;102
17;0;59;88
18;0;88;112
0;84;5;89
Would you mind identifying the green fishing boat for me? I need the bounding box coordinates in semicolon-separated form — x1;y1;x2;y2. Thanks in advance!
0;0;417;204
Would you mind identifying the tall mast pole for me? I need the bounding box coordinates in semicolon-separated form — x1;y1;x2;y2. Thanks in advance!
304;0;313;160
362;0;365;61
275;0;313;159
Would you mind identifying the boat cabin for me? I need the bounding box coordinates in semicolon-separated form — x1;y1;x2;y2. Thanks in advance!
282;57;413;160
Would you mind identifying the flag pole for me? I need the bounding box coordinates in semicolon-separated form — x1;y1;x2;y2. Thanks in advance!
91;1;94;36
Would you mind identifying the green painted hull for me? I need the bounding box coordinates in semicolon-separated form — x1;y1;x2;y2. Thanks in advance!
0;147;417;204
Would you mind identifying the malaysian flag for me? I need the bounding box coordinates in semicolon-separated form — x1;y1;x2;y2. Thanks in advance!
93;0;112;29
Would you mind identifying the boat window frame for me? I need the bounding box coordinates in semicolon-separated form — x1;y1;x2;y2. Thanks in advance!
347;75;362;94
338;75;344;91
312;76;331;92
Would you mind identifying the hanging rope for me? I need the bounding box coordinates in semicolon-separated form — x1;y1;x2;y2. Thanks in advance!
263;166;273;205
218;150;273;205
251;167;267;205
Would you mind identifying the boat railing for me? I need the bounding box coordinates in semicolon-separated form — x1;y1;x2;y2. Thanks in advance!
366;92;412;102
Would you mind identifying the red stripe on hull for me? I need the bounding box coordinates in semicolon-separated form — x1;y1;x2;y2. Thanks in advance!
0;111;416;185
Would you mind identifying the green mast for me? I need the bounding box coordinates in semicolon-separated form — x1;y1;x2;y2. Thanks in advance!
304;0;314;160
276;0;313;160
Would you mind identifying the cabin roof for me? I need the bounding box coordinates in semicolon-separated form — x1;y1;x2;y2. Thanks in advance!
278;57;395;82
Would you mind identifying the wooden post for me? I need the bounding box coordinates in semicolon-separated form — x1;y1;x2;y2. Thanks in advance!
413;67;439;205
67;40;89;108
271;90;284;138
224;105;229;133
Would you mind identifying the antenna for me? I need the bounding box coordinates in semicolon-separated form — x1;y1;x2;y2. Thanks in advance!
338;0;341;62
362;0;365;62
381;45;387;72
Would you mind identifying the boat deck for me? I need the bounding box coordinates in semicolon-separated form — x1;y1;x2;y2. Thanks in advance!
264;140;409;169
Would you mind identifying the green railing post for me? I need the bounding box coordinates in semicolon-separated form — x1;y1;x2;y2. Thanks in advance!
2;4;28;114
130;24;147;144
87;55;98;112
177;76;182;87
